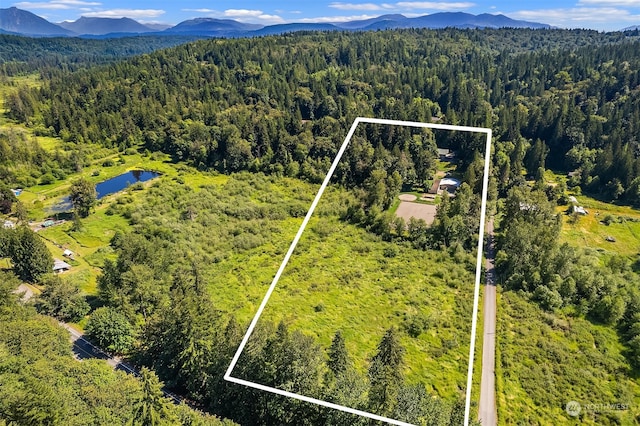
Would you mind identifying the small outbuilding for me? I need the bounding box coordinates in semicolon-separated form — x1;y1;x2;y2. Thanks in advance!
3;220;15;229
53;259;71;274
568;196;578;204
438;148;456;161
573;205;588;215
439;177;461;192
63;249;74;258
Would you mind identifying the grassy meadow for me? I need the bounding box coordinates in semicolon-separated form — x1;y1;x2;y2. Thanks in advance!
497;290;640;425
112;171;479;398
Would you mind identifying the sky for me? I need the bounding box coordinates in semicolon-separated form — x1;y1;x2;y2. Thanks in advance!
9;0;640;31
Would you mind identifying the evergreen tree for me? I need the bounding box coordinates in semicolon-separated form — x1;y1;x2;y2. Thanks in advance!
368;327;405;416
70;177;97;218
36;276;90;322
0;184;17;214
7;226;53;282
327;330;349;376
128;367;176;426
86;306;135;354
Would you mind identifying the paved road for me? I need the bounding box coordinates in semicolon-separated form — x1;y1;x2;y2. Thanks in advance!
16;282;181;402
478;219;497;426
59;322;141;375
58;322;182;403
15;284;35;303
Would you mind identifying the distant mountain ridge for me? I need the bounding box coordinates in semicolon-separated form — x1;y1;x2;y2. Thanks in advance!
0;7;74;36
1;6;552;39
58;16;156;35
165;17;262;35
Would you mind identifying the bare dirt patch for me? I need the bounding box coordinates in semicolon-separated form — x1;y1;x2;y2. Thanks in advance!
398;193;418;202
395;201;437;225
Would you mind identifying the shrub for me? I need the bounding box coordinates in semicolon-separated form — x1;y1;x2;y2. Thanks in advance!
39;173;55;185
86;307;134;354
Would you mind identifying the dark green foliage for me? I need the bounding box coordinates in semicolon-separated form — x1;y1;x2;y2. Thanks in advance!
327;330;349;376
36;275;90;322
431;182;481;249
0;183;16;214
4;226;53;282
69;177;97;218
0;271;21;307
0;34;203;75
129;367;176;426
368;327;405;416
86;306;134;354
0;127;77;188
392;385;457;426
0;301;232;425
98;232;170;322
496;186;561;292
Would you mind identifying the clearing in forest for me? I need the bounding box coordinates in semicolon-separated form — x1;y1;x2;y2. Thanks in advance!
226;117;492;426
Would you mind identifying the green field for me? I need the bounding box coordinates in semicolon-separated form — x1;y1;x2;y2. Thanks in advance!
111;171;479;399
559;195;640;257
497;290;640;425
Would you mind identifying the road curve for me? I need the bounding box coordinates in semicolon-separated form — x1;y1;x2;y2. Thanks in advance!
478;219;497;426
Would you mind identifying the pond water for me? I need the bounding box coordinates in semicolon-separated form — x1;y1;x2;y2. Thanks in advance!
48;170;160;213
95;170;160;199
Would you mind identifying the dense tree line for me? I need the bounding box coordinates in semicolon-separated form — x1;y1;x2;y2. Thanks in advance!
0;34;202;76
10;29;640;206
0;271;235;426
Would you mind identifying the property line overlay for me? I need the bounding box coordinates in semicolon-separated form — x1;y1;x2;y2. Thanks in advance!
224;117;493;426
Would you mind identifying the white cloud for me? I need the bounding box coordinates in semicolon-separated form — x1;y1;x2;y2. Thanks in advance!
181;8;218;13
81;9;165;19
578;0;640;5
510;7;640;29
329;2;389;10
223;9;264;18
297;14;379;23
181;7;284;23
13;0;100;10
395;1;475;9
222;9;285;23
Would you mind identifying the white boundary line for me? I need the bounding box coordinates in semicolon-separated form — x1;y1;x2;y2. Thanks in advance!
224;117;492;426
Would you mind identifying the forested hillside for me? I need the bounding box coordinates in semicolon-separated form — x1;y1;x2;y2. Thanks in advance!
0;34;202;75
9;28;640;204
3;27;640;425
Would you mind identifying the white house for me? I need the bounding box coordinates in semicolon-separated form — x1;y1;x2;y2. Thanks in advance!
3;220;15;229
439;177;461;192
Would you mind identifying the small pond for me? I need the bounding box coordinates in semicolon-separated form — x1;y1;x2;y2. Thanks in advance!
96;170;160;199
48;170;160;213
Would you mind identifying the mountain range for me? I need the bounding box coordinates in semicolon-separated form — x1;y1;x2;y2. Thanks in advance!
1;6;556;38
